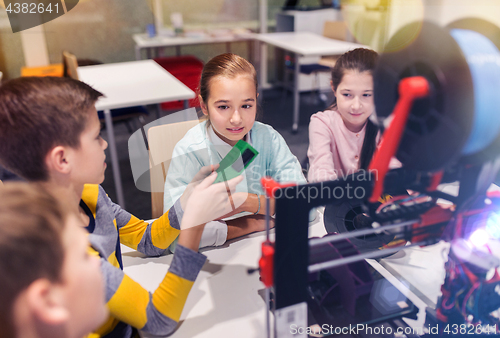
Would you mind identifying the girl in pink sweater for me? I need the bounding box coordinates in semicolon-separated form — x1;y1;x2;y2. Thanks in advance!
307;48;381;182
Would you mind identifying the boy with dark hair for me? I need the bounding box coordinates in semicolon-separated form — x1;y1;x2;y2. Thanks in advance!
0;77;243;337
0;182;107;338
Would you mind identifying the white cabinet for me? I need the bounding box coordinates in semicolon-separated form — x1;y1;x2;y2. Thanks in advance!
276;8;341;34
275;8;341;92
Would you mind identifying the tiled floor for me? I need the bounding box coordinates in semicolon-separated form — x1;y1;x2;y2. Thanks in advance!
100;88;332;219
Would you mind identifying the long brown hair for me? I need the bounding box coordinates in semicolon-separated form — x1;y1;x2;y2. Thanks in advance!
330;48;379;170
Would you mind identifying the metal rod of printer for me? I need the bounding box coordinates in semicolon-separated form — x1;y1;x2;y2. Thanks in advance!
309;218;419;248
308;241;424;273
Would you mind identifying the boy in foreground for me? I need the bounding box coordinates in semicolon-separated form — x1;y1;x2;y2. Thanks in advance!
0;182;107;338
0;77;243;337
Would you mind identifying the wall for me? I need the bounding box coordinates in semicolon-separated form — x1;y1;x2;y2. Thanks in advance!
2;0;317;79
423;0;500;27
2;0;496;80
0;4;24;79
340;0;500;52
387;0;500;46
157;0;323;29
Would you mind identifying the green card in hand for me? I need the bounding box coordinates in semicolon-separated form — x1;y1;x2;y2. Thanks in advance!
214;140;259;184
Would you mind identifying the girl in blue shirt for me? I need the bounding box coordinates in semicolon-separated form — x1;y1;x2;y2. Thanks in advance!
164;53;306;249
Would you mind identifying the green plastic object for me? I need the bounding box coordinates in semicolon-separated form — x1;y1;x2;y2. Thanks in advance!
214;140;259;184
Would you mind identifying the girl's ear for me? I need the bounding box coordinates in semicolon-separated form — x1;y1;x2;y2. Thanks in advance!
330;80;336;95
199;95;209;116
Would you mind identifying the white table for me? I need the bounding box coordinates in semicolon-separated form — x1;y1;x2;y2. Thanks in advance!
133;33;255;60
78;60;195;208
123;234;268;338
121;211;440;337
254;32;365;132
122;213;327;338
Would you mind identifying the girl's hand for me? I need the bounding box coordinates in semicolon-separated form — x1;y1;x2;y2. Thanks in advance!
181;172;245;230
180;164;219;210
225;214;275;240
216;194;275;219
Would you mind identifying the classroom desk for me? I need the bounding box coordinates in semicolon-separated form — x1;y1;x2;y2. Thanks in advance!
133;33;255;60
254;32;365;132
77;60;195;208
121;210;441;337
122;213;327;338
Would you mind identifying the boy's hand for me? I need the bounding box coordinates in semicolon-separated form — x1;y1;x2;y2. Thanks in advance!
181;172;245;230
180;165;219;210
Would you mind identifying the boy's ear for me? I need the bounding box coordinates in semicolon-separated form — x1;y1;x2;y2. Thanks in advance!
199;96;209;116
45;146;72;175
26;279;69;325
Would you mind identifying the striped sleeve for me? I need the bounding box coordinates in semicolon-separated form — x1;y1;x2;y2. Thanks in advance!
105;185;182;256
100;246;206;336
146;245;207;332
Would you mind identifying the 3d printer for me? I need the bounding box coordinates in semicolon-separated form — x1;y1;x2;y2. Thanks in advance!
259;18;500;337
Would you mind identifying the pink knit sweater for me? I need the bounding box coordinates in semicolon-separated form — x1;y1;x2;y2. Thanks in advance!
307;109;400;182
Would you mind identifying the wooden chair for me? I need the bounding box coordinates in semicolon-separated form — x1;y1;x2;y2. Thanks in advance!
148;119;200;218
318;21;348;68
62;51;79;80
